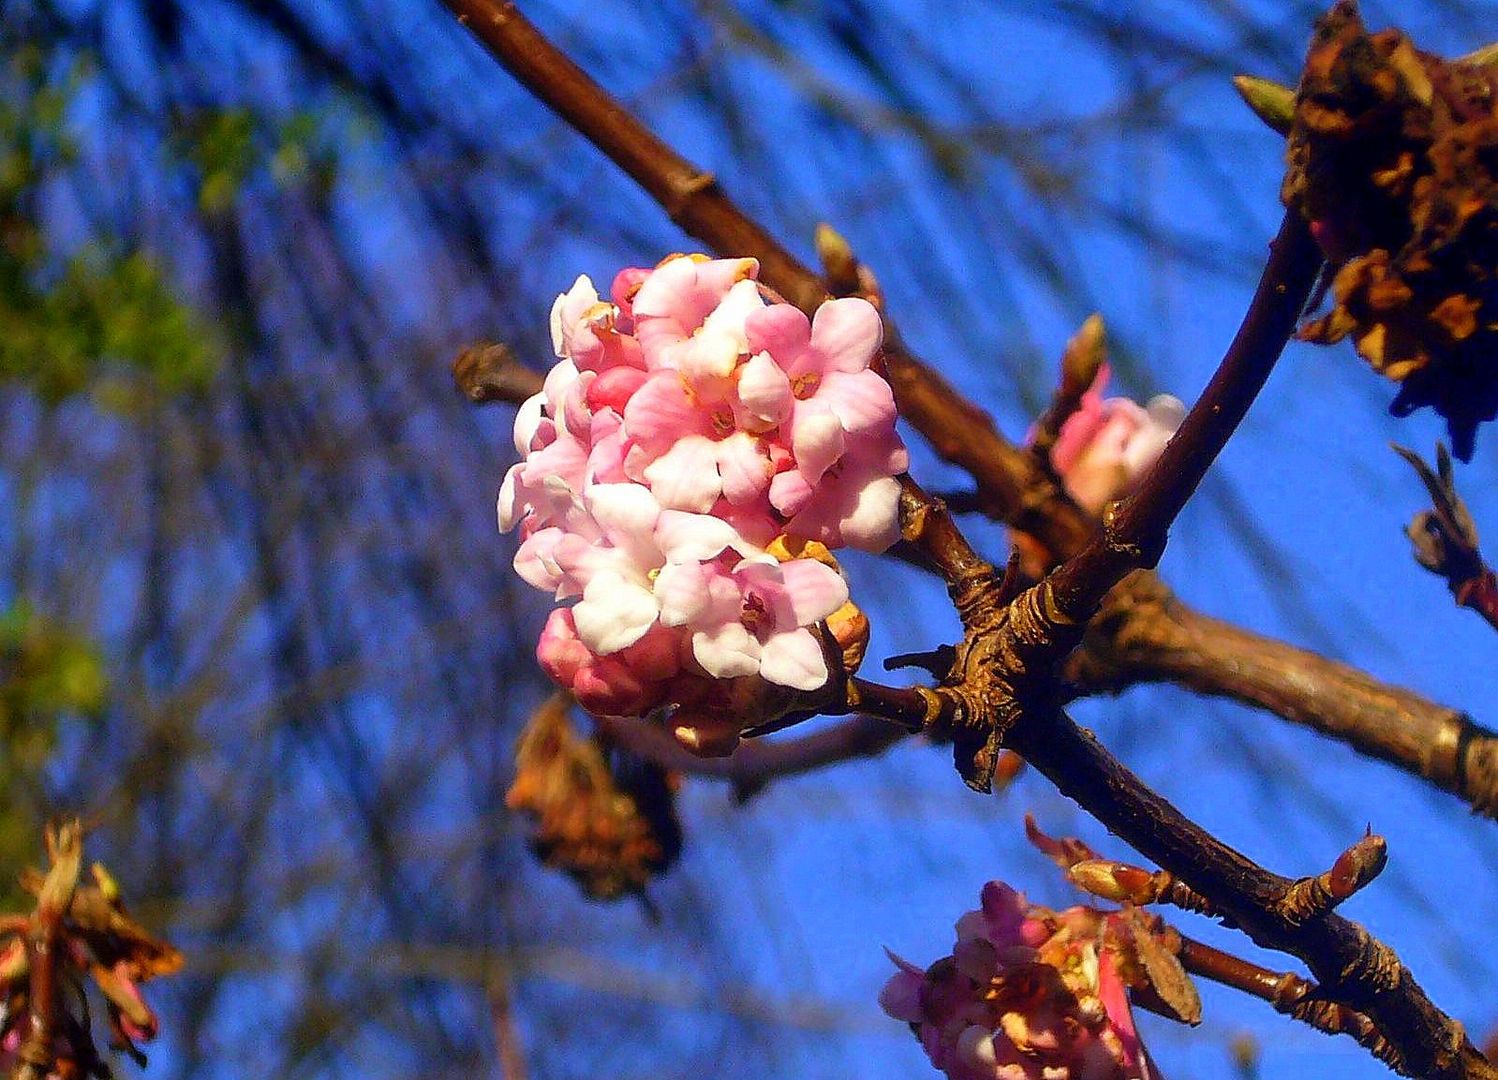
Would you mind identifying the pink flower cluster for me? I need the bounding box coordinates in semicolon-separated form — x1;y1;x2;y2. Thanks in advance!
881;882;1153;1080
1049;367;1184;516
500;255;907;743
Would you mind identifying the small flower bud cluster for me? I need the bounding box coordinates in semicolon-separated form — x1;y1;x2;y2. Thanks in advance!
501;256;906;751
880;881;1156;1080
1047;367;1183;516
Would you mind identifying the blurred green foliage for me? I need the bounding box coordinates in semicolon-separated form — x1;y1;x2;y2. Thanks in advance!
0;601;106;908
0;43;218;404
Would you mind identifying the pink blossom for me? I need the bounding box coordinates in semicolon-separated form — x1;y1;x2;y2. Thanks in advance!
656;552;849;690
500;257;906;734
881;882;1155;1080
1049;366;1184;516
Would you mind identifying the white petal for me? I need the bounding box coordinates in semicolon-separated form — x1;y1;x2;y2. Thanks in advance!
513;392;546;454
691;622;761;679
839;475;902;553
655;562;712;627
572;573;659;655
655;509;739;563
497;465;523;533
759;629;829;690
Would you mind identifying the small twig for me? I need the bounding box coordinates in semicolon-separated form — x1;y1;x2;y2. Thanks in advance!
595;713;909;803
14;822;82;1080
1394;443;1498;633
1174;935;1403;1071
488;968;529;1080
452;340;543;405
1008;710;1488;1080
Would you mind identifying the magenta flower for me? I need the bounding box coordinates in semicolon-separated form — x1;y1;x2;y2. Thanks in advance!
881;881;1156;1080
1049;366;1184;516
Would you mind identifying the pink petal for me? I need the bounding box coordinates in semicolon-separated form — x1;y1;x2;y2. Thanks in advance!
792;406;845;484
537;608;589;685
745;303;812;366
644;435;724;513
758;628;828;690
522;427;588;491
737;350;793;426
878;969;926;1024
623;372;707;450
717;432;772;506
562;371;595;437
588;366;650;414
810;297;883;373
611;266;651;319
776;559;849;624
1049;365;1112;475
512;527;565;592
819;370;897;434
769;468;815;517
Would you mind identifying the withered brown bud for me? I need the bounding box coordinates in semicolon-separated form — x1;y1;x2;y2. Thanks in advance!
506;694;682;901
1285;3;1498;458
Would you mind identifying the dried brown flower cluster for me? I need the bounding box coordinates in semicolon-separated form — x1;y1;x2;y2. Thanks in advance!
0;822;182;1078
1285;2;1498;457
505;694;682;901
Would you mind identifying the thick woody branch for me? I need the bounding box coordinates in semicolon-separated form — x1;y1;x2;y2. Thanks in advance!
441;0;1498;834
1066;571;1498;816
444;11;1494;1072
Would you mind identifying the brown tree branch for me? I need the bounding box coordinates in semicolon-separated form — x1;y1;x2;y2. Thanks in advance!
1067;571;1498;816
595;714;907;802
441;10;1494;1073
1038;210;1322;629
1007;711;1489;1080
1174;934;1403;1071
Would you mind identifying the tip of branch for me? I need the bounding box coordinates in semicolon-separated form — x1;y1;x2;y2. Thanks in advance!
1232;74;1296;136
452;341;543;406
